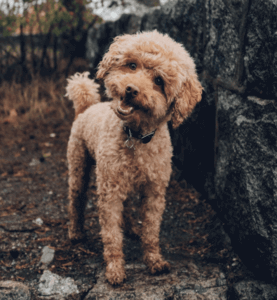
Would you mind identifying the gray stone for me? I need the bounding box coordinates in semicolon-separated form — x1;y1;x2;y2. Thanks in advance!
0;281;31;300
33;217;43;226
29;158;40;167
244;0;277;98
92;0;161;22
40;246;55;265
203;0;241;80
231;280;277;300
142;0;205;67
215;89;277;281
38;270;79;299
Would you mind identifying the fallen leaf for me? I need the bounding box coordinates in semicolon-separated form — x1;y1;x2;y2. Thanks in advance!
0;212;14;217
44;142;53;147
62;261;73;267
37;236;54;242
56;256;67;261
15;263;29;269
1;261;10;267
16;276;25;281
78;247;96;255
13;170;25;177
10;108;17;117
30;258;39;265
20;178;32;182
43;152;51;158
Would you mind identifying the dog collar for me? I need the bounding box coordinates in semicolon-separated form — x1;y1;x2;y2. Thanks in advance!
123;126;156;149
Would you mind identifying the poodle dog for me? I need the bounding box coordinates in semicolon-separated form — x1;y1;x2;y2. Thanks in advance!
65;30;202;285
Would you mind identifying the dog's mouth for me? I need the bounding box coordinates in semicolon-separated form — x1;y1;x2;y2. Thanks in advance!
116;104;134;117
117;105;133;116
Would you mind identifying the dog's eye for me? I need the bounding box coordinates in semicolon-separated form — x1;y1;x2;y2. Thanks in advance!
129;63;137;70
155;77;163;86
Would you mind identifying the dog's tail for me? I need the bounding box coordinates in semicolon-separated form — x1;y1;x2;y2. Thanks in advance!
65;72;100;119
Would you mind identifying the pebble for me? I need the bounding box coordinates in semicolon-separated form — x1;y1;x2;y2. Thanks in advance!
29;158;40;167
40;246;55;265
33;217;43;226
38;270;79;297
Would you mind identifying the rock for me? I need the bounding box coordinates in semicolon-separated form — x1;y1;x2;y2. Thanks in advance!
91;0;161;22
231;280;277;300
84;261;227;300
244;0;277;98
29;158;40;167
40;246;55;265
33;217;43;226
0;281;31;300
215;89;277;281
38;270;79;299
203;0;241;80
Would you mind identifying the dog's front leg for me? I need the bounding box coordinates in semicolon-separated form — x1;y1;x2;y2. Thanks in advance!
140;184;170;274
97;176;126;285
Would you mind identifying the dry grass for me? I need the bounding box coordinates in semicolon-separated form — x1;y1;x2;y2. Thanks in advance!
0;58;90;125
0;76;67;122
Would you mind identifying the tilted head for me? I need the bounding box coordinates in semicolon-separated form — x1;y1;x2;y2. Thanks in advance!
97;30;202;133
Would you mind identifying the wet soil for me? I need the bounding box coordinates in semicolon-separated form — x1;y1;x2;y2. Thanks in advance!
0;114;251;295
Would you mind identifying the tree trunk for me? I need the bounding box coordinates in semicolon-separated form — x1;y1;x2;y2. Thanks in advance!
20;24;26;65
40;26;53;71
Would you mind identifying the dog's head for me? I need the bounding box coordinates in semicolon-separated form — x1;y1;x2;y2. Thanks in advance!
96;31;202;132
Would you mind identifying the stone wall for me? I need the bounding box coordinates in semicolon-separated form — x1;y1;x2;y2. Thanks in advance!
86;0;277;286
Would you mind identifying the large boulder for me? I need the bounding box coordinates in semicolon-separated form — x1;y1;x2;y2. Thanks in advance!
244;0;277;98
215;89;277;281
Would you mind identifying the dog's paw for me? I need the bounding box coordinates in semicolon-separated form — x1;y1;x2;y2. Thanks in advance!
144;253;171;275
105;259;126;285
68;229;86;244
150;259;171;275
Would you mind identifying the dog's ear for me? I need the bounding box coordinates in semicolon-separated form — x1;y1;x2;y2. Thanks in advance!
171;75;202;129
96;35;130;80
96;51;113;80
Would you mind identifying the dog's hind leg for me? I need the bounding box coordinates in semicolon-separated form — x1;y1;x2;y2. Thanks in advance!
67;135;92;242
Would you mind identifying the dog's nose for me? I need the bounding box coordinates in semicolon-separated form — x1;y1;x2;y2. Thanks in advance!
125;84;140;98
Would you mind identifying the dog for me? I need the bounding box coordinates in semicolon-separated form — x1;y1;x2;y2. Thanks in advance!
65;30;202;285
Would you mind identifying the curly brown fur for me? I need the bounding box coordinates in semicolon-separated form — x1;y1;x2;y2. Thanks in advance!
66;30;202;285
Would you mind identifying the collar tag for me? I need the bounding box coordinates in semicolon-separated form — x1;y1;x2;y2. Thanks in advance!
124;128;135;149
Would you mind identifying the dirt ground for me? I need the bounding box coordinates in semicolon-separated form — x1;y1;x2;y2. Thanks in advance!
0;111;251;295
